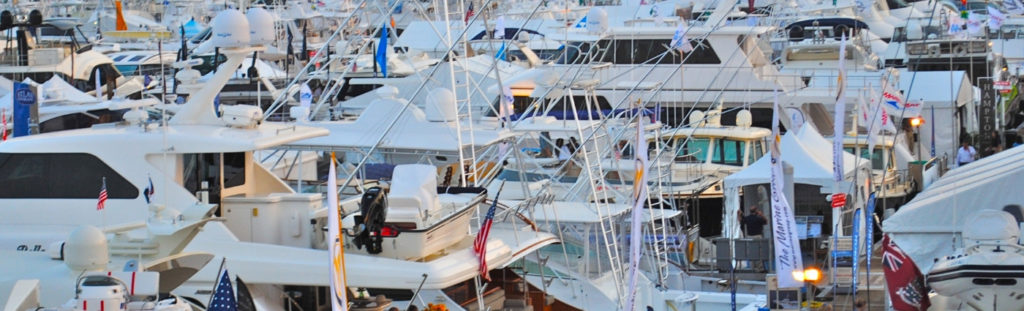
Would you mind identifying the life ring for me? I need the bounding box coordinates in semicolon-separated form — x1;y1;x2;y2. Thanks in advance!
926;45;941;57
953;44;968;57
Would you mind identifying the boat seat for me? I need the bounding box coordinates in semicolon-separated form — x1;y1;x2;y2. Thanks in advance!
386;164;441;227
963;210;1020;248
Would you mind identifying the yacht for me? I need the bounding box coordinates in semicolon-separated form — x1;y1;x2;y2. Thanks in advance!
0;9;556;311
927;209;1024;311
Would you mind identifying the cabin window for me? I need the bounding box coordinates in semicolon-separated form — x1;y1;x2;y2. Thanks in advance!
713;139;744;165
601;39;720;65
677;138;709;163
0;153;138;199
845;147;886;170
182;152;247;203
223;152;246;188
747;140;764;164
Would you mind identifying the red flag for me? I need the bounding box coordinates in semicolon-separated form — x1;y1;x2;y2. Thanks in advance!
464;3;474;25
881;235;931;311
1;108;7;141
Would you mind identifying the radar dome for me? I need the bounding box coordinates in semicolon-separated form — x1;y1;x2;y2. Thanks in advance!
586;8;609;34
64;226;108;272
210;10;251;49
425;88;457;122
689;110;706;127
246;8;275;45
736;109;752;128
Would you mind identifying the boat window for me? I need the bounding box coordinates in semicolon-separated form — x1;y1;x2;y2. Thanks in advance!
130;55;147;62
602;39;720;65
713;139;744;165
846;147;885;170
223;152;246;188
677;138;709;163
112;55;128;61
747;140;764;164
0;153;138;199
115;65;138;76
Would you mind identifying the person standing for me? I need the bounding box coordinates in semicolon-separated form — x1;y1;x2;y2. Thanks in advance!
741;207;768;238
957;141;977;166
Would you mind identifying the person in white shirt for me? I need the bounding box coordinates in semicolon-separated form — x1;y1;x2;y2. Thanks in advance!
556;138;570;161
957;141;977;166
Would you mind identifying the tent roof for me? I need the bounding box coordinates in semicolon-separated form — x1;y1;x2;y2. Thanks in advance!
897;69;971;105
882;145;1024;272
724;124;866;189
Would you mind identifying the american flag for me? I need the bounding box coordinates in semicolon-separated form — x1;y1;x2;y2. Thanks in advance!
473;185;503;282
209;269;237;311
464;2;474;25
97;178;108;210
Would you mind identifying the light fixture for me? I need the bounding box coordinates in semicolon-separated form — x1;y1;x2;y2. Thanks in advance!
910;117;922;127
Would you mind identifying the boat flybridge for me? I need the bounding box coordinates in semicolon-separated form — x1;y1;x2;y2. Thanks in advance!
0;9;556;311
654;107;771;199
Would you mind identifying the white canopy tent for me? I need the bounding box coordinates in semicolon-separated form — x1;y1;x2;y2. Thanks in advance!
897;69;974;160
723;125;871;238
882;145;1024;273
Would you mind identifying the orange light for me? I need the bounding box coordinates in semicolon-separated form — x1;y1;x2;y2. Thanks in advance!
910;117;922;127
792;267;822;283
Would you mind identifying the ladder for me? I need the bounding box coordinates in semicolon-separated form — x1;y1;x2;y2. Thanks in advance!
644;124;677;288
444;0;478;187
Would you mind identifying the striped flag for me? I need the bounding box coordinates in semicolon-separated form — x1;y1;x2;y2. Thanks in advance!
473;184;504;282
143;176;155;204
464;2;474;25
97;177;108;210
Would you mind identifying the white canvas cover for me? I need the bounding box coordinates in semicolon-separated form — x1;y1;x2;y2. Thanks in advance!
722;125;870;237
882;145;1024;272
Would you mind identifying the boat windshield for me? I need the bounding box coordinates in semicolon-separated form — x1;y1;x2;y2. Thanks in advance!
711;139;745;166
675;138;709;163
845;147;886;170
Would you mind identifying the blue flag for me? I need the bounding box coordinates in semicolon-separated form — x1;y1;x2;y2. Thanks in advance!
864;193;876;290
209;270;237;311
12;82;34;138
495;42;507;61
376;23;388;78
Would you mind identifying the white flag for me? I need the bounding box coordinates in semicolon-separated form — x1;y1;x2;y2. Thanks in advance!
95;68;103;97
625;107;649;311
327;153;349;311
967;12;983;35
495;16;505;39
300;83;313;107
771;90;804;289
500;86;514;119
989;7;1006;30
833;34;847;183
669;21;693;53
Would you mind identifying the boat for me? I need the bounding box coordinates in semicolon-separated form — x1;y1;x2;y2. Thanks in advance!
927;209;1024;311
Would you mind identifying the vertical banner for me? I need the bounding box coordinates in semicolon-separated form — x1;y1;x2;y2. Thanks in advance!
625;108;649;311
327;153;349;311
851;208;861;298
833;34;847;184
864;193;876;289
771;91;804;288
12;82;35;138
978;78;996;149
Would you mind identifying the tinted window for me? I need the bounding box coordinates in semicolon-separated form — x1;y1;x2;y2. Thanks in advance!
713;139;744;165
0;153;138;198
678;138;709;162
130;55;147;61
602;39;720;65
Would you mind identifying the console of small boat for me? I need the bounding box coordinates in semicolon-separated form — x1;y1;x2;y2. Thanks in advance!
342;164;486;261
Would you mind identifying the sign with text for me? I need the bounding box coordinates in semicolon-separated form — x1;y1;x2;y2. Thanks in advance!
978;78;996;147
831;193;847;208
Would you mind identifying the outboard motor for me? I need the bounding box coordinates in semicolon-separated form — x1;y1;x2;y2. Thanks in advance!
354;187;388;254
